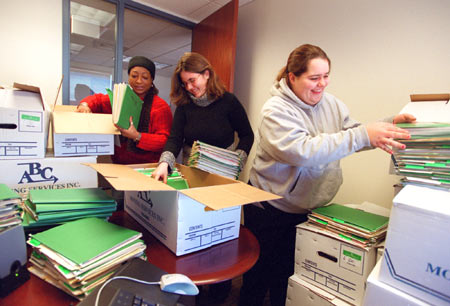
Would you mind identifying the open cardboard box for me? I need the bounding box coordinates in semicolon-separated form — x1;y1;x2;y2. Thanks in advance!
399;93;450;122
85;162;281;255
0;82;50;159
52;104;119;157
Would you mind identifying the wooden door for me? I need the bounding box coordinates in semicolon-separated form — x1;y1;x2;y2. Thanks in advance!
191;0;238;92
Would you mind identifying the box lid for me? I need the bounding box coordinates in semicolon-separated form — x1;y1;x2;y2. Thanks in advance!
0;82;46;111
84;163;281;210
393;185;450;216
53;105;119;135
399;93;450;123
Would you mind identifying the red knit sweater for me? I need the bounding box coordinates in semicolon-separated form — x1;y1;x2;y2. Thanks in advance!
81;93;173;164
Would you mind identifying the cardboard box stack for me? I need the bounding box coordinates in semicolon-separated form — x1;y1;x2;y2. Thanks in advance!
0;83;50;160
290;203;390;306
368;185;450;306
363;94;450;305
86;162;281;256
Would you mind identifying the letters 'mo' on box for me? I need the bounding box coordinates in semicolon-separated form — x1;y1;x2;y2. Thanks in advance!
0;83;50;159
379;184;450;305
85;162;281;256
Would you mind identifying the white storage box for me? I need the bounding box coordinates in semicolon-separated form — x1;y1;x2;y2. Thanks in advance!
0;83;50;159
86;162;280;256
379;185;450;305
364;259;430;306
52;105;119;157
2;153;98;200
295;222;377;305
286;274;351;306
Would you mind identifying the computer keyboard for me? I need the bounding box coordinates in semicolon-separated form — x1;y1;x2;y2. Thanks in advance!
109;288;165;306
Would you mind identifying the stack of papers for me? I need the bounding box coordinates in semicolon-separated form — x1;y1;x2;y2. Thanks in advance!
307;204;389;250
22;188;117;230
27;217;146;300
0;184;22;231
136;167;189;190
393;122;450;189
187;140;242;179
107;83;143;129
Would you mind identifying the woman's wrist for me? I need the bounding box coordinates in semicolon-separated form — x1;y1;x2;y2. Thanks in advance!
134;133;141;142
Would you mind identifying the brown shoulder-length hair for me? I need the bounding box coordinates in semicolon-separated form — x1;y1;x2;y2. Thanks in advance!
276;44;331;85
170;52;226;106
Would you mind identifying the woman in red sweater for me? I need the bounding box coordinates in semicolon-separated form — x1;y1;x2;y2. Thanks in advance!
76;56;173;164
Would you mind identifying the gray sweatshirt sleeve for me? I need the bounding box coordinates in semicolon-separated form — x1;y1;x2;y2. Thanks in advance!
258;97;371;168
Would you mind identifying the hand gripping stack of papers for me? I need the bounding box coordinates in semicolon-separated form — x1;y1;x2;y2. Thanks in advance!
393;122;450;189
187;140;242;180
21;187;117;230
307;203;389;250
0;184;22;232
135;167;189;190
27;217;146;300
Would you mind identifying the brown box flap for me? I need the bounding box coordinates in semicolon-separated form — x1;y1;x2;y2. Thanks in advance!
84;163;282;210
181;181;282;210
410;93;450;102
53;108;120;135
84;163;173;191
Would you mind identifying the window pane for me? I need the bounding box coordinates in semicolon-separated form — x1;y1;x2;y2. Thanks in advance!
69;0;116;105
123;8;192;106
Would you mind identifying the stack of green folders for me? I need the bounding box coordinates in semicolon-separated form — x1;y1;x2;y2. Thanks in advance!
307;204;389;250
27;217;146;300
136;167;189;190
187;140;242;180
22;187;117;230
0;184;22;232
393;122;450;189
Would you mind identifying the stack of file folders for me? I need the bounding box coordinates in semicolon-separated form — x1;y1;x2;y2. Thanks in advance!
22;187;117;230
0;183;22;232
307;204;389;250
136;167;189;190
393;122;450;189
27;217;146;300
187;140;242;180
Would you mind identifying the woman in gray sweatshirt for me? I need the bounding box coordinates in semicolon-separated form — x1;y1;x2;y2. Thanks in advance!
239;44;415;306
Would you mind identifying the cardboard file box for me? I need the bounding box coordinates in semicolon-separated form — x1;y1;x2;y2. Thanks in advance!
52;105;119;157
295;222;377;305
379;185;450;305
0;83;50;159
1;153;98;200
286;274;351;306
85;163;280;256
364;259;430;306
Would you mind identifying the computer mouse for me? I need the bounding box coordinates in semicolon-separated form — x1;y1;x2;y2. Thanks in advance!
159;273;199;295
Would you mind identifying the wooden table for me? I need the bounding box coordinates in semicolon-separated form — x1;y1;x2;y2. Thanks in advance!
0;211;260;306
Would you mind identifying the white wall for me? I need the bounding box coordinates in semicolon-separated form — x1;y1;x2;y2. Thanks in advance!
2;0;449;208
234;0;450;208
0;0;62;107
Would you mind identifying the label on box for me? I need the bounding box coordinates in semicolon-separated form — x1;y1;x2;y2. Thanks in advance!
341;245;364;274
19;111;42;132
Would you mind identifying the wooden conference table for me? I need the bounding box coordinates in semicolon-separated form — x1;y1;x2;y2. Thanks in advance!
0;210;260;306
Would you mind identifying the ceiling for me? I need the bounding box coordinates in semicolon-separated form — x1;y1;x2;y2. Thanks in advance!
70;0;252;79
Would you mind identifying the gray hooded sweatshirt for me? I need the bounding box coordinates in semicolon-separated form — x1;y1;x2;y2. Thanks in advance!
249;78;371;214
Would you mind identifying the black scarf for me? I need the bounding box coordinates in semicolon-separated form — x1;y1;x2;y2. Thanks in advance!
125;89;154;153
